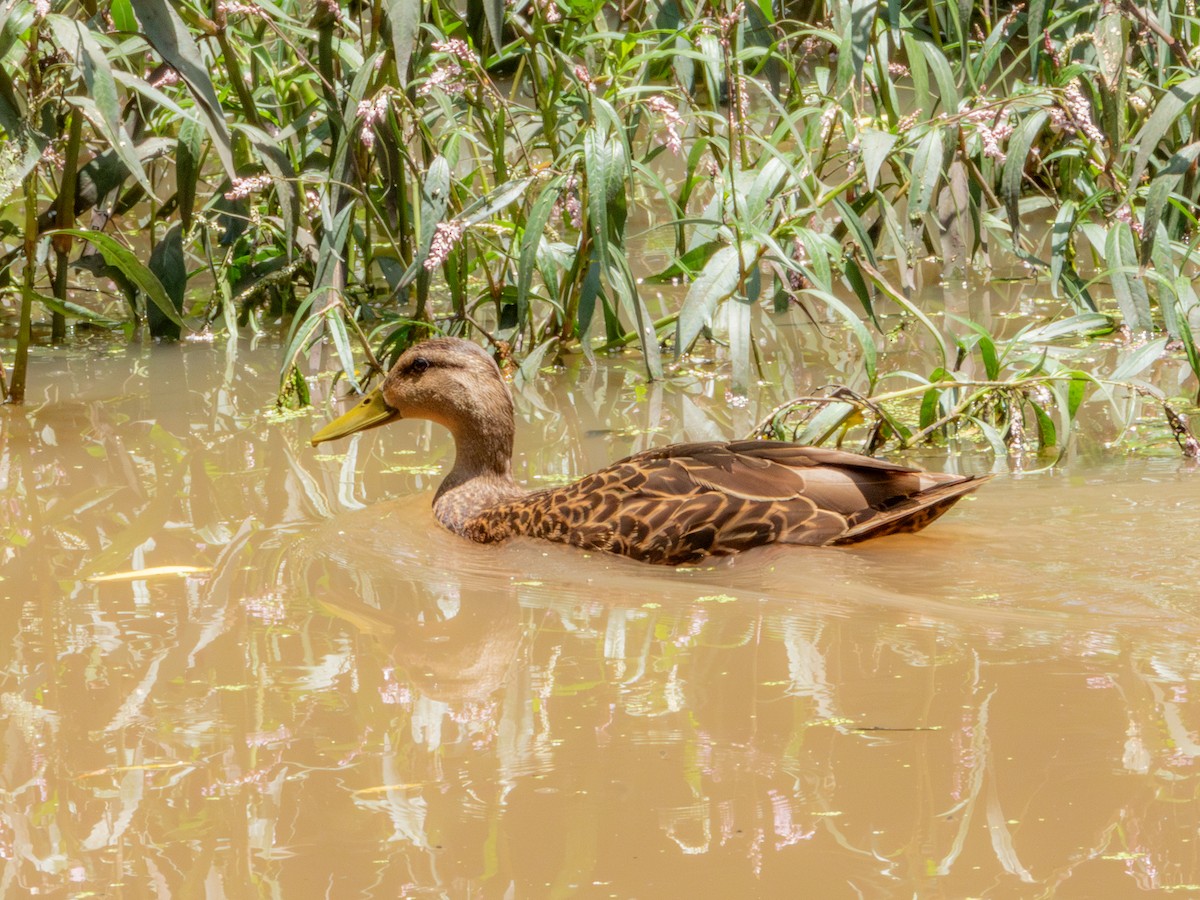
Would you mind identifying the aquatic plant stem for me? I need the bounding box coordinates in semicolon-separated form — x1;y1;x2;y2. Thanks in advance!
51;110;84;344
10;168;38;404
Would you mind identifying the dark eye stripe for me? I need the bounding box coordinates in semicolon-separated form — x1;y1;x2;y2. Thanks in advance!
410;356;429;373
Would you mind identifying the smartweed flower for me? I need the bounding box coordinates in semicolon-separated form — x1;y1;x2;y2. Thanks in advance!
225;174;272;200
424;221;466;270
647;96;684;155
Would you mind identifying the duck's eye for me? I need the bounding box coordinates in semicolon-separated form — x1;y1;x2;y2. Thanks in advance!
411;356;429;374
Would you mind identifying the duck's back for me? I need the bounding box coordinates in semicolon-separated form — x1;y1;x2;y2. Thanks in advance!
460;441;990;565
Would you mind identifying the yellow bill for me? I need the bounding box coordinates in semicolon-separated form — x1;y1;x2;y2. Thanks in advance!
311;388;401;446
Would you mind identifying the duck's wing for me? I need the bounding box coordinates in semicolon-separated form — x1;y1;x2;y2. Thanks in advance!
471;441;990;565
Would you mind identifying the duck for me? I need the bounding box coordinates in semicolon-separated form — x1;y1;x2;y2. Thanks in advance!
311;337;991;566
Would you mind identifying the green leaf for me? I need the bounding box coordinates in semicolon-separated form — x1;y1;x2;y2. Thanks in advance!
33;292;122;328
132;0;236;179
919;367;949;430
459;176;533;226
676;242;758;355
1029;399;1056;448
908;126;944;218
847;0;876;85
1129;75;1200;191
1110;336;1168;382
1140;141;1200;266
49;17;156;198
1067;372;1088;419
584;129;624;270
176;118;204;231
833;196;878;268
517;178;562;329
1027;0;1048;70
792;401;858;446
920;39;959;115
1001;109;1048;243
1105;221;1152;332
802;288;878;385
1018;313;1114;343
385;0;421;79
1049;199;1075;294
843;255;879;330
860;128;897;192
147;223;186;339
51;228;183;329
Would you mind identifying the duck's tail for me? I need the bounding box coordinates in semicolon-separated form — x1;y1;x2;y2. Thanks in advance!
832;474;994;545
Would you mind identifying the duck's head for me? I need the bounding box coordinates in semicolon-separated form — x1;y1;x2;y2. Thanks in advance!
311;337;514;449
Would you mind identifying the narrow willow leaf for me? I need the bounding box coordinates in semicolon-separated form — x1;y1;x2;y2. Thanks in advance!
676;243;757;356
1049;199;1076;294
796;228;833;293
1017;313;1114;343
1001;109;1048;242
744;157;788;219
325;308;360;392
1105;221;1152;332
976;9;1015;85
919;39;959;115
908;126;944;217
517;178;562;328
860;128;897;192
1027;0;1048;70
132;0;236;179
385;0;420;79
482;0;503;50
585;128;624;271
698;31;724;108
49;17;156;197
1151;223;1181;337
843;256;880;330
459;176;533;226
147;223;185;339
610;252;662;378
833;197;878;268
176;118;204;231
919;367;949;429
792;401;858;446
848;0;875;84
52;228;182;328
647;241;721;282
1110;336;1168;381
390;156;451;291
801;288;878;385
109;0;137;33
1140;141;1200;265
1067;372;1088;419
946;313;1000;379
729;295;751;394
33;292;122;328
967;415;1009;458
577;256;602;353
1129;75;1200;190
1029;399;1057;448
901;34;931;117
0;3;34;61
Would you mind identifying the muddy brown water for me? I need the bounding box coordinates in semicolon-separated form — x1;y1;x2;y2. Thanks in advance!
1;337;1198;898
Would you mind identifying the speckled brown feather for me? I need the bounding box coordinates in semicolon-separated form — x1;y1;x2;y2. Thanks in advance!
460;441;990;565
314;337;992;566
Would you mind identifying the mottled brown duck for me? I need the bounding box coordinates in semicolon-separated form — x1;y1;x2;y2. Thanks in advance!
312;337;991;565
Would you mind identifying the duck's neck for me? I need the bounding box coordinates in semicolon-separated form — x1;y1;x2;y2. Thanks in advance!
432;402;525;533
